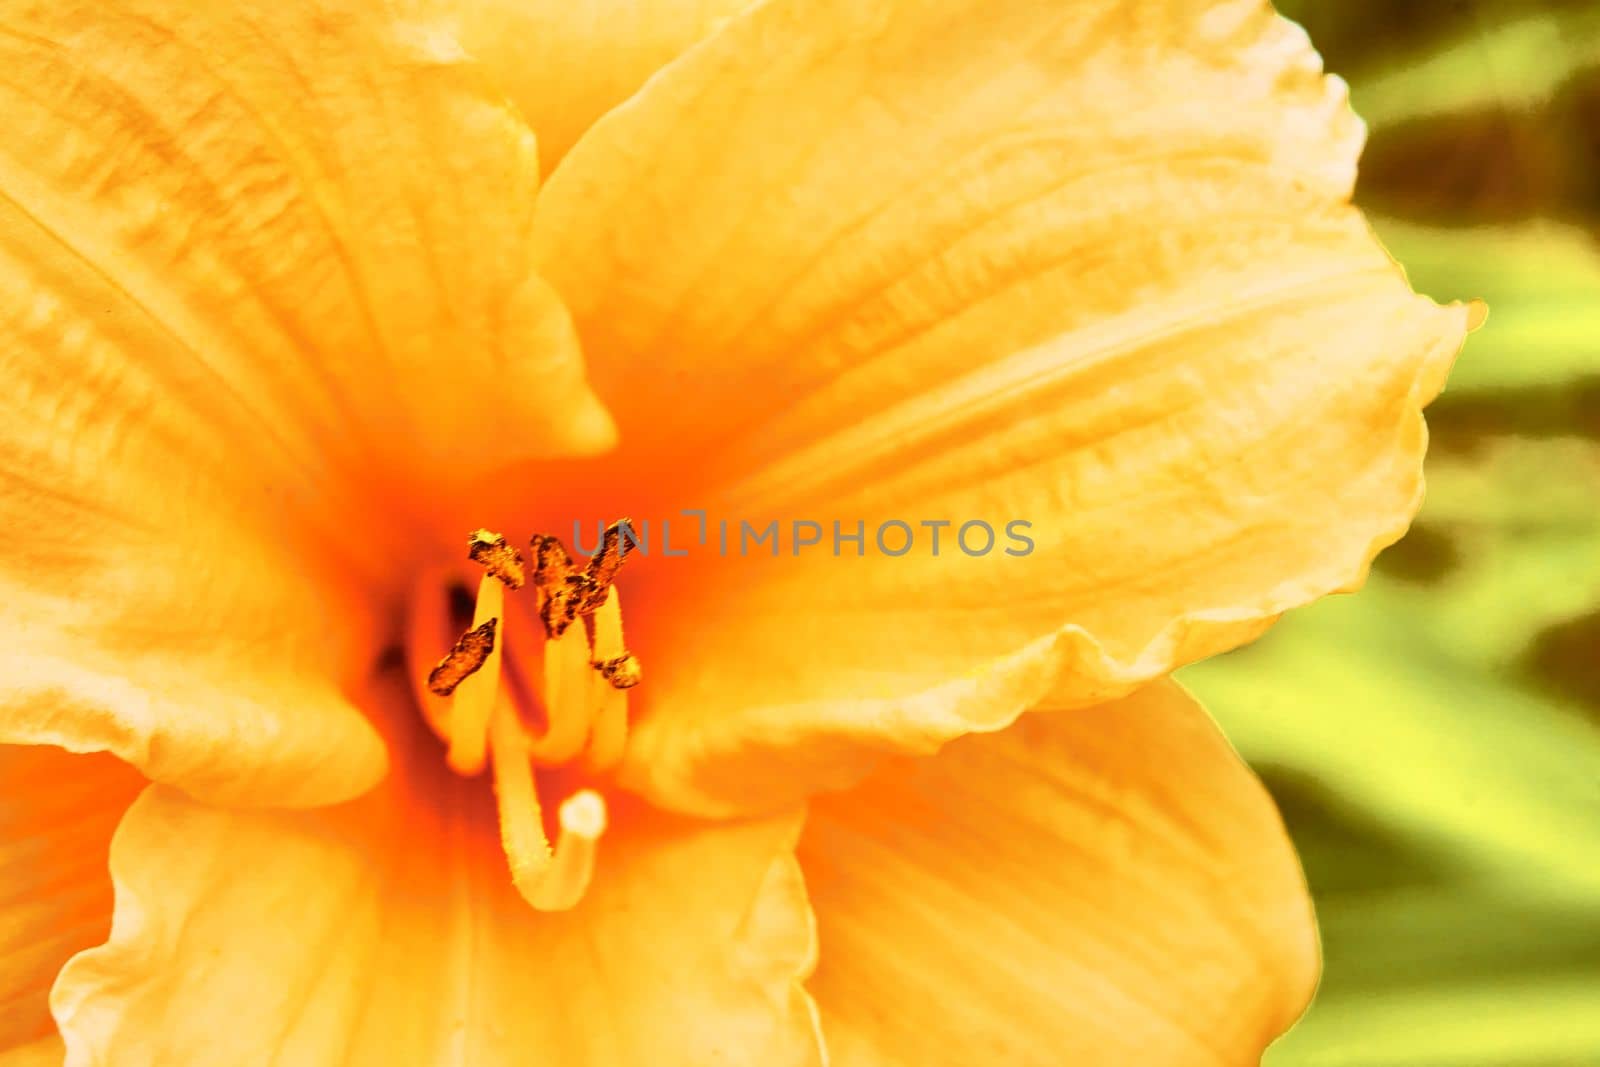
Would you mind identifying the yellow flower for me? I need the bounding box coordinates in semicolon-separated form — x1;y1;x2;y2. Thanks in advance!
0;1;1477;1064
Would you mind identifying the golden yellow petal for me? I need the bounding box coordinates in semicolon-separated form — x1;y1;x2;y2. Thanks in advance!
801;679;1317;1066
454;0;752;172
532;0;1475;814
50;673;822;1067
0;0;614;806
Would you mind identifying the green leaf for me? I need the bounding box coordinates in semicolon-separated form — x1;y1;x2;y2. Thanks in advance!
1265;881;1600;1067
1269;967;1600;1066
1185;581;1600;894
1374;218;1600;394
1274;0;1600;90
1352;9;1600;126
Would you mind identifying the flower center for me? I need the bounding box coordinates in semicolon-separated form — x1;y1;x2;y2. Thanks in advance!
402;521;640;912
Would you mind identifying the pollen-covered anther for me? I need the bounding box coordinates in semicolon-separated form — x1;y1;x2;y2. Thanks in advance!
532;519;636;638
425;617;497;697
594;653;642;690
530;532;573;589
468;528;527;589
585;518;633;592
543;578;584;639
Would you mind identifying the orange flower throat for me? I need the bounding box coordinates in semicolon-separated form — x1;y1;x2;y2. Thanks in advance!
403;521;641;912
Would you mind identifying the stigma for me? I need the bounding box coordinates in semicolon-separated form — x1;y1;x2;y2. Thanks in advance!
404;521;640;912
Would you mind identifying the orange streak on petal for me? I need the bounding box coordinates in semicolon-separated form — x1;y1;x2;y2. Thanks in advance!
0;745;143;1050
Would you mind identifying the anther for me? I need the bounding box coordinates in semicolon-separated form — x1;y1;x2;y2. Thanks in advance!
532;519;636;638
594;653;642;689
530;533;573;591
585;518;633;592
426;618;497;697
468;528;527;589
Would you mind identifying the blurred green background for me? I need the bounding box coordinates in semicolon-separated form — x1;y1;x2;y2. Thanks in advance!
1179;2;1600;1063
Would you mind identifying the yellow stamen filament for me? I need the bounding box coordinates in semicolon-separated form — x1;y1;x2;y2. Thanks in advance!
584;587;632;773
405;567;457;738
528;621;594;765
444;573;504;776
489;697;606;912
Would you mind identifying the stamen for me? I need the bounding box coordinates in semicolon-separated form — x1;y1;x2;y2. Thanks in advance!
406;522;641;911
444;573;505;776
468;528;527;589
489;698;606;911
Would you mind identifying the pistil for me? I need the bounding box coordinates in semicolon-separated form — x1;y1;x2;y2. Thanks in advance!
489;698;606;911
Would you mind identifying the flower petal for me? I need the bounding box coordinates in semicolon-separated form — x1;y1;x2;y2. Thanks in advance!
798;679;1317;1065
51;673;822;1067
0;745;142;1053
453;0;752;171
532;0;1476;814
0;0;614;805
